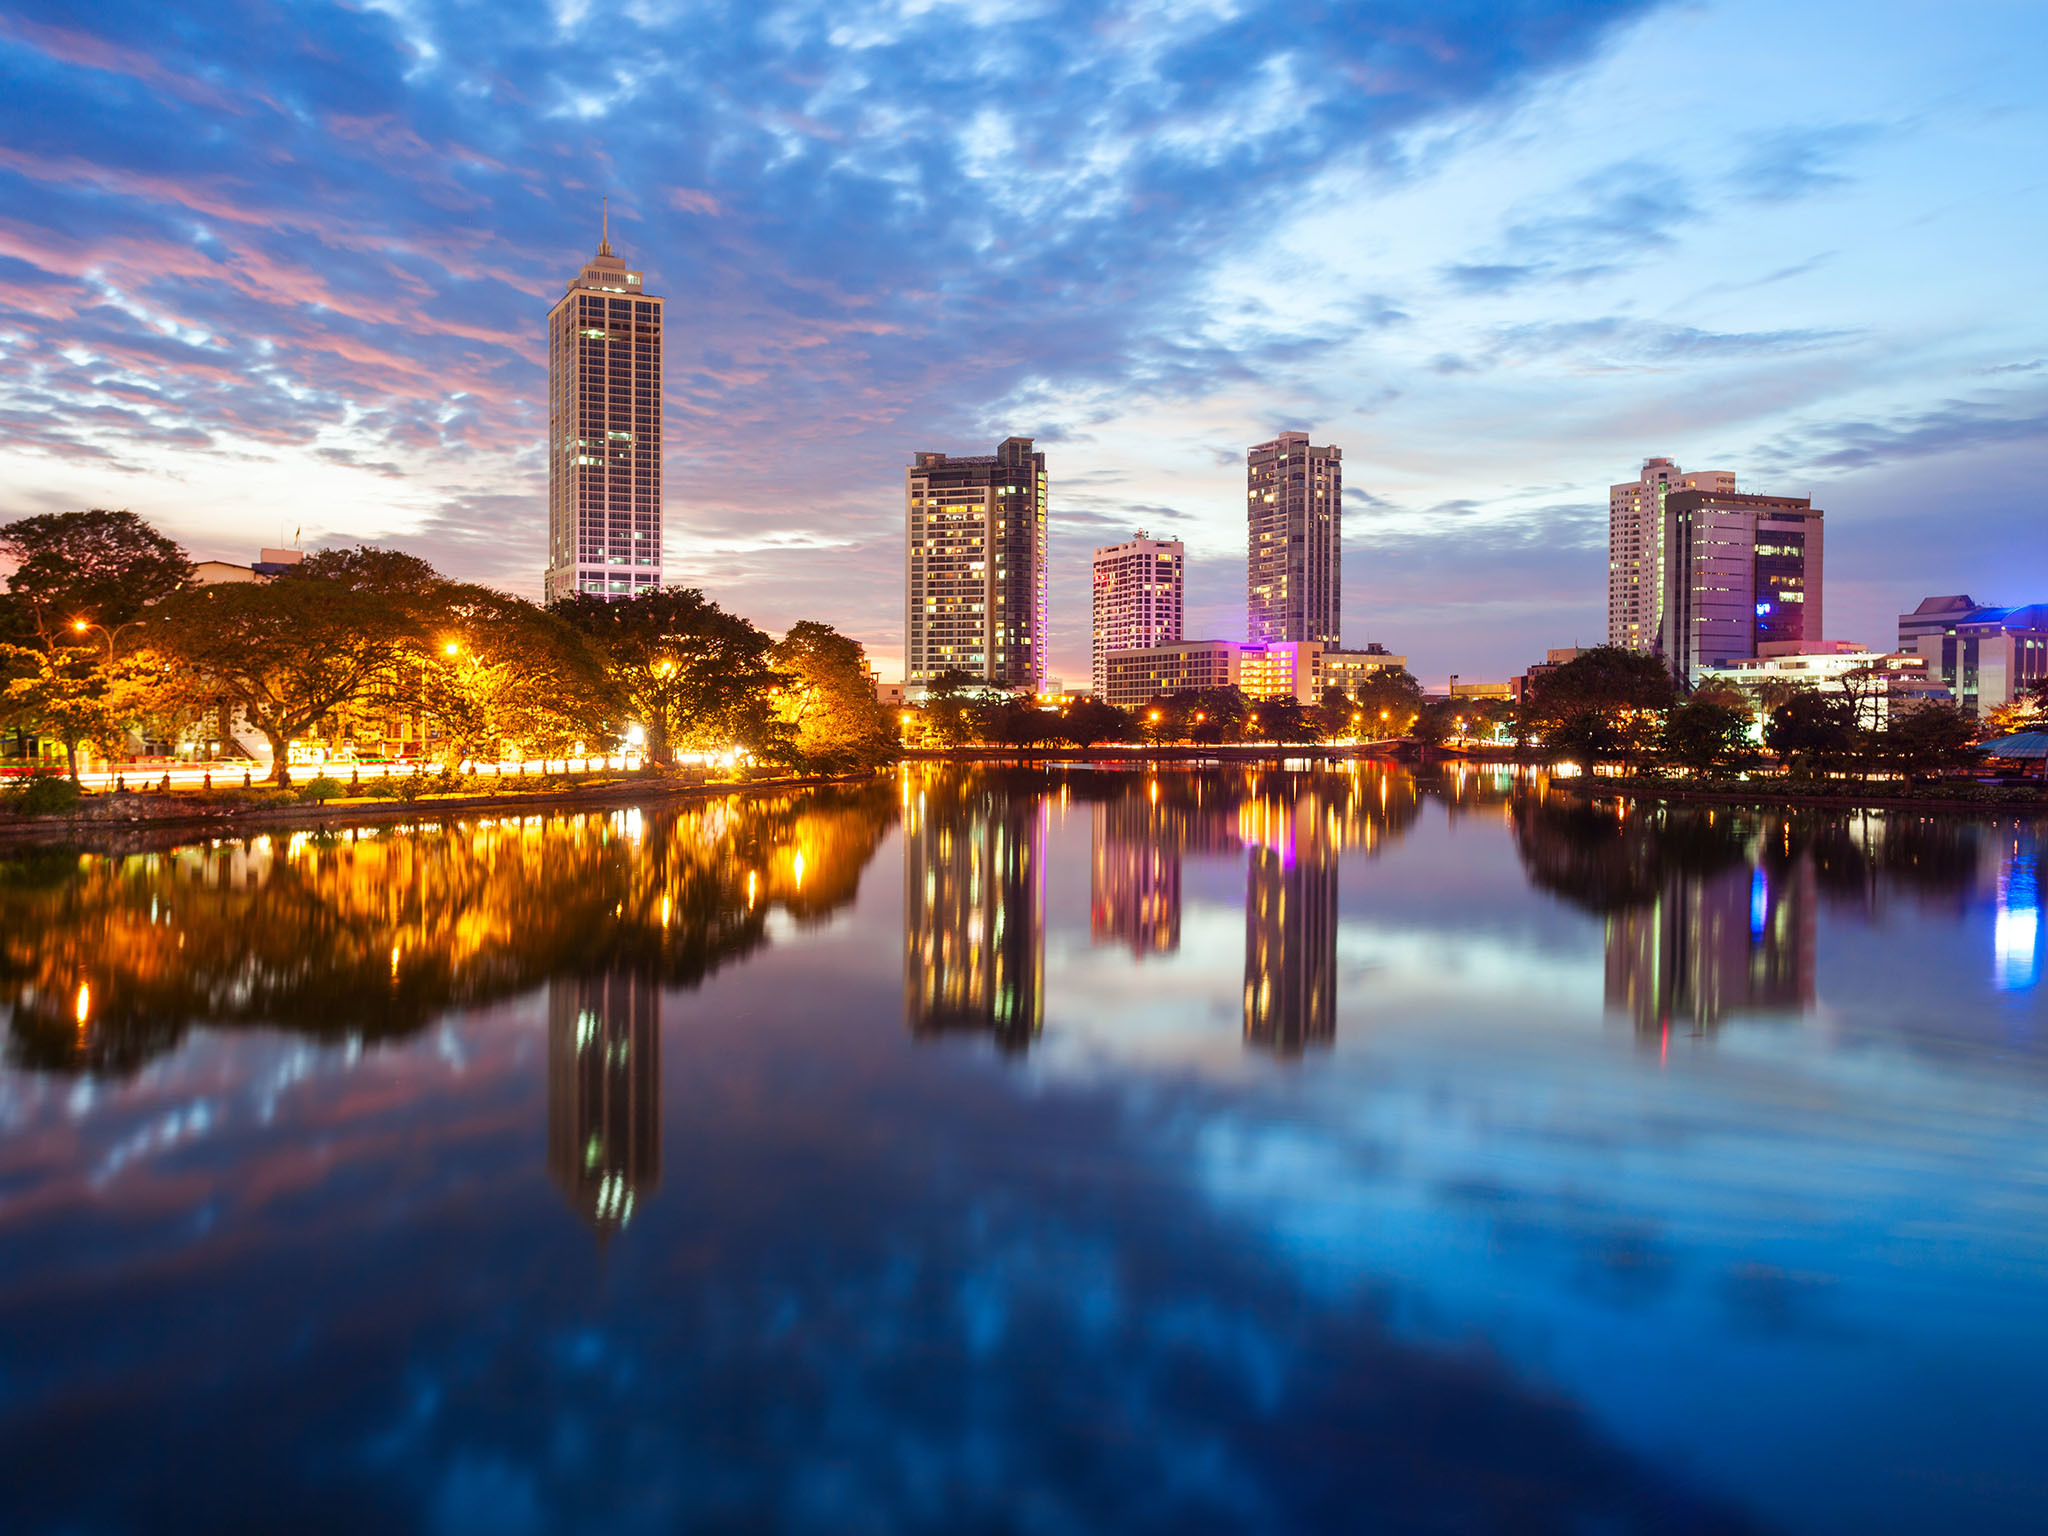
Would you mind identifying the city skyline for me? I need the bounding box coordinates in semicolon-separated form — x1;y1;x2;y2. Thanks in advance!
0;2;2043;686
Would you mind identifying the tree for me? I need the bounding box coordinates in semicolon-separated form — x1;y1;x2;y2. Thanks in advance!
149;561;427;785
552;587;778;767
0;510;191;639
0;510;192;780
414;587;610;770
1254;696;1323;744
1411;698;1457;750
1661;697;1758;776
769;621;894;770
1348;667;1427;737
1519;646;1675;770
915;668;982;748
1765;690;1858;777
1053;698;1132;748
1875;700;1979;779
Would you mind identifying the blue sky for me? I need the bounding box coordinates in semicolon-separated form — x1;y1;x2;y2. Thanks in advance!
0;0;2042;684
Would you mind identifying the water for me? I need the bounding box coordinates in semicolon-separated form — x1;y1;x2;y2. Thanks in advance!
0;764;2042;1534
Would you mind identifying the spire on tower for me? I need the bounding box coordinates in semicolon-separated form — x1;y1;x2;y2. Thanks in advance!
599;196;612;258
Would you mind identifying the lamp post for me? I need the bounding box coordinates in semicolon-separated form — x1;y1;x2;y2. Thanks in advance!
70;616;145;665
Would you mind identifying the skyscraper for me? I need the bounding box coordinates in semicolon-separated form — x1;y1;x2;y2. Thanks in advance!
544;210;664;602
1608;460;1823;682
1247;431;1342;646
903;437;1048;692
1091;532;1184;698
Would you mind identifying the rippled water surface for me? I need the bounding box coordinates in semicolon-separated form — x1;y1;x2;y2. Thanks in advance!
1;764;2043;1534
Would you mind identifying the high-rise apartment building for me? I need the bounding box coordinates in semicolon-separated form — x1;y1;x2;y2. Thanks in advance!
544;215;663;603
1608;459;1735;650
1247;431;1342;646
1091;532;1184;697
1608;460;1823;682
904;437;1048;691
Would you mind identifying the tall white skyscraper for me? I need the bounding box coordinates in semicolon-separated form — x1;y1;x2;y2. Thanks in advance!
1247;431;1342;645
1607;458;1734;650
545;212;664;602
1091;532;1184;697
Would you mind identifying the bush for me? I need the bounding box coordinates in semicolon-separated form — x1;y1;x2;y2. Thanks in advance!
7;774;83;816
299;775;343;804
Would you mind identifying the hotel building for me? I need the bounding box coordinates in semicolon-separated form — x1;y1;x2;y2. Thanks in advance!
1248;431;1342;645
1091;533;1184;698
1098;639;1404;710
544;218;664;602
1897;595;2048;716
904;437;1049;692
1608;460;1824;683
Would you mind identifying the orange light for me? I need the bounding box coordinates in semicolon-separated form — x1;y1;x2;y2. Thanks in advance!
443;641;460;656
71;618;88;633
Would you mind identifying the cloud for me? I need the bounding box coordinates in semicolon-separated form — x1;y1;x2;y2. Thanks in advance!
1758;392;2048;473
1728;124;1877;203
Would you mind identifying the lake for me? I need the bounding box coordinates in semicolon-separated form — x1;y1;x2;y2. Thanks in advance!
1;763;2042;1534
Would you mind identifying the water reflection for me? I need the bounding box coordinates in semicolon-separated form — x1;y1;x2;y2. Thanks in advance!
903;769;1046;1051
547;973;660;1236
0;786;897;1079
2;765;2046;1534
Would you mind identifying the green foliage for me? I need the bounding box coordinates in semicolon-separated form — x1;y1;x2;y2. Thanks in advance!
1519;647;1674;768
150;552;430;786
1873;700;1979;777
1661;698;1758;775
551;587;778;767
412;586;610;768
6;773;83;816
0;509;192;638
1053;698;1132;748
298;775;344;804
1344;667;1427;735
769;620;894;770
1765;690;1859;775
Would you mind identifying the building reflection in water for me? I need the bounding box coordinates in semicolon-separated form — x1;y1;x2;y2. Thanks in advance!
1090;781;1181;958
1604;852;1816;1035
1240;787;1339;1055
1995;844;2040;993
547;973;661;1237
903;770;1046;1052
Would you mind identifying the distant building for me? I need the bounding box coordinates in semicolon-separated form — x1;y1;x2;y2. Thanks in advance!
1512;647;1583;705
1248;431;1342;646
544;212;664;602
1897;596;2048;716
1449;680;1512;701
1702;646;1947;730
1609;459;1735;650
904;437;1048;692
1099;639;1403;709
190;548;304;586
1091;533;1184;698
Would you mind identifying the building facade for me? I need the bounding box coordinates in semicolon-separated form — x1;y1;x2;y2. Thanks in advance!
904;437;1049;691
1897;596;2048;716
545;220;664;602
1610;460;1734;649
1098;639;1405;709
1701;646;1946;731
1656;487;1823;680
1248;431;1342;646
1091;533;1184;698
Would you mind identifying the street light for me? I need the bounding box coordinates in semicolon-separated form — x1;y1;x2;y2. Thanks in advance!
70;616;144;664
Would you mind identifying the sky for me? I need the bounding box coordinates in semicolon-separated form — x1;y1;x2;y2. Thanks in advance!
0;0;2043;686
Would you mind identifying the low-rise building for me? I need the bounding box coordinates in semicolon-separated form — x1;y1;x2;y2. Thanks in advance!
190;548;305;586
1701;646;1947;730
1099;639;1405;708
1897;596;2048;716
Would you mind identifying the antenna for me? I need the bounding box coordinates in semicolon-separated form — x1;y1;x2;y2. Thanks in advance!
599;196;612;257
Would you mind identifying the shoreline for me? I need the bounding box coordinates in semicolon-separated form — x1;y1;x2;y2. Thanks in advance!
1548;776;2048;817
0;770;883;852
